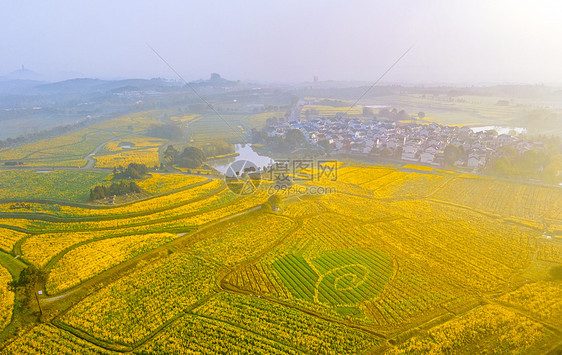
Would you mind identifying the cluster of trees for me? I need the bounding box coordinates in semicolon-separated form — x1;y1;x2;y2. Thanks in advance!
89;181;141;201
164;145;206;168
378;108;411;121
8;266;46;309
264;194;283;211
363;107;374;116
256;128;307;151
444;145;465;167
200;140;234;157
146;123;183;140
485;145;561;184
370;146;399;158
113;163;149;179
8;203;32;210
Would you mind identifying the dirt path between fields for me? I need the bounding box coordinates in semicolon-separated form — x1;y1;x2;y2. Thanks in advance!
38;205;263;305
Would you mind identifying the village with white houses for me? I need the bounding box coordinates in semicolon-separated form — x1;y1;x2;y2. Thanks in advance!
264;108;544;172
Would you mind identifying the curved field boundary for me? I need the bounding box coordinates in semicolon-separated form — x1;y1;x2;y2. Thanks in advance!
0;224;29;235
429;198;543;232
221;282;388;338
0;179;218;221
24;207;264;351
39;204;264;298
17;191;237;235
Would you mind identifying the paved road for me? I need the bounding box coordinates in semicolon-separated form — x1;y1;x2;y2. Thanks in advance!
84;136;124;169
0;135;224;180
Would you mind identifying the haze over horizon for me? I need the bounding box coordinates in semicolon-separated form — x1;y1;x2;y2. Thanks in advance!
1;0;561;85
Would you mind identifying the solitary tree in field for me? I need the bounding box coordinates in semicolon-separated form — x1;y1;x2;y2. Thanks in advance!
267;194;282;211
164;145;178;162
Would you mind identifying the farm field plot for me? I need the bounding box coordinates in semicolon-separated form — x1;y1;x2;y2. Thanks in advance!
16;191;251;267
283;198;326;218
359;171;409;194
0;160;561;354
45;232;177;294
191;292;380;354
22;158;88;168
365;217;531;292
223;261;291;300
95;136;167;168
0;130;88;161
94;148;160;168
301;104;362;117
371;172;448;199
432;176;562;222
499;281;562;326
169;113;200;123
0;110;170;169
191;213;294;266
92;110;163;134
0;324;118;355
21;230;115;267
135;173;207;194
272;248;393;307
187;114;247;142
244;111;286;128
0;266;13;332
0;227;26;253
136;312;300;355
335;165;394;186
381;94;526;128
317;193;400;222
59;252;220;345
537;239;562;264
280;213;382;258
389;304;554;354
0;178;222;218
18;188;240;233
0;129;116;167
0;170;111;202
102;137;166;153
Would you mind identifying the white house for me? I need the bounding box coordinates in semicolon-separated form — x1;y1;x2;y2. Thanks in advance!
420;152;435;164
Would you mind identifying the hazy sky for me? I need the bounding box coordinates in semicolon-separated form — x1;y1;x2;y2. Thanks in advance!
1;0;560;84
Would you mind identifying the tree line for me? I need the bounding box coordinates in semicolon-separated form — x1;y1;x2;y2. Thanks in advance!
112;163;149;179
90;181;141;201
163;145;206;169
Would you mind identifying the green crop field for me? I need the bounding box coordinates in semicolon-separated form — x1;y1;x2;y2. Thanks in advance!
0;170;111;202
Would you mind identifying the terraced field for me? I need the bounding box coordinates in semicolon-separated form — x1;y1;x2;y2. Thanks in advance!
0;129;561;353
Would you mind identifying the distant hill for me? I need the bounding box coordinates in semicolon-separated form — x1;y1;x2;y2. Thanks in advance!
35;77;181;93
36;78;107;93
2;66;45;81
189;73;238;88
